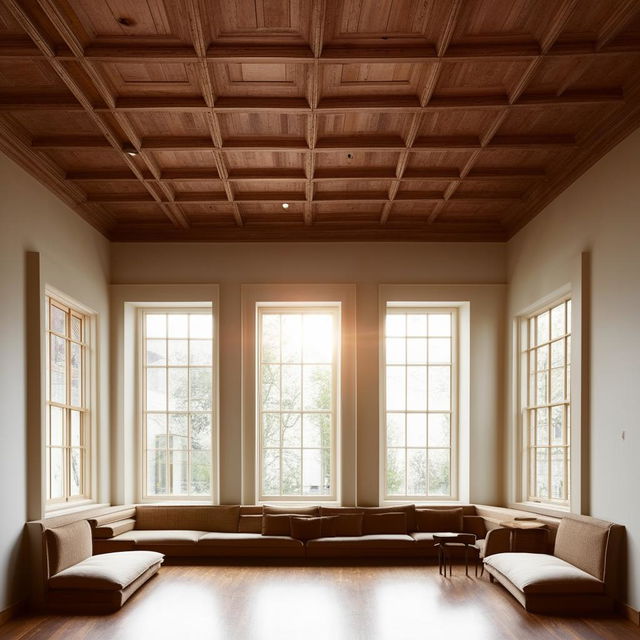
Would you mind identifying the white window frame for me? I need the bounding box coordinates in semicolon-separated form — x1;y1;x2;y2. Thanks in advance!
44;289;96;510
256;304;340;502
519;296;572;509
138;305;216;502
381;304;459;502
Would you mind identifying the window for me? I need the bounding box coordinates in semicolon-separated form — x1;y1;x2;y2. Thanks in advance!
522;298;571;506
383;306;457;500
257;305;339;501
141;309;214;499
45;294;91;505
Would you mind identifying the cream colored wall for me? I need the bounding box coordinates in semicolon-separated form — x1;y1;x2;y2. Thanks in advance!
111;242;507;507
0;155;110;614
506;128;640;609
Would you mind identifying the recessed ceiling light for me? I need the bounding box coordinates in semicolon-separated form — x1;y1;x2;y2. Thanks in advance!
282;203;289;209
123;145;139;157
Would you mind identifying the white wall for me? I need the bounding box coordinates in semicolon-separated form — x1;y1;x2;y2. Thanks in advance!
0;155;110;614
506;128;640;608
111;242;506;507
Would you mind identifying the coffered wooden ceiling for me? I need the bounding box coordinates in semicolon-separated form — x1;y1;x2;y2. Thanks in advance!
1;0;640;242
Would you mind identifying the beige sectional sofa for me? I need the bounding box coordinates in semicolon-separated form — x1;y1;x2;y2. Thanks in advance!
90;504;485;560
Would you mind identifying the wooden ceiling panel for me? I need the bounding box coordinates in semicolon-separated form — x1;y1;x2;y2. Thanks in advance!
96;62;203;98
434;60;534;99
1;0;640;241
207;0;312;45
324;0;435;47
320;62;429;98
218;112;307;139
65;0;192;43
211;63;308;98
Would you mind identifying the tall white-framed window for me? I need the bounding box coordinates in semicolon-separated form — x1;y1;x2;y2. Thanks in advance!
521;298;572;507
45;293;92;506
140;308;215;499
257;304;340;501
383;305;458;501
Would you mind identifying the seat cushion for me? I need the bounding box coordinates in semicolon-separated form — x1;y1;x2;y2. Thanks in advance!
306;535;415;558
484;553;605;595
114;530;205;545
48;551;163;591
198;532;304;552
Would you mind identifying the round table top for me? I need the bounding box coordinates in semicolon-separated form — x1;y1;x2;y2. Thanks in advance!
499;519;547;529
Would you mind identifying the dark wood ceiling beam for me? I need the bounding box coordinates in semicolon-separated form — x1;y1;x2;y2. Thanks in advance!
24;41;639;64
596;0;640;50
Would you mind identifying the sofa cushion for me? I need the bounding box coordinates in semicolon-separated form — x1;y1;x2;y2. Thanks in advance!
87;508;137;529
362;512;407;535
484;553;605;595
306;534;415;558
48;550;164;591
416;507;463;533
93;519;136;539
198;532;304;552
363;505;416;532
319;507;363;516
46;520;93;576
263;505;319;516
553;514;610;580
290;516;323;541
238;514;263;533
114;530;204;545
135;506;239;532
262;514;294;536
321;514;363;537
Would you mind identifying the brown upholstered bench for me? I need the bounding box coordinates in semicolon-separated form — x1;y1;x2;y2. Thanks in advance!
45;520;164;613
483;513;624;615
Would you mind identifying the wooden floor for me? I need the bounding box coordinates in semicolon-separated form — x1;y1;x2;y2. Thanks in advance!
2;564;640;640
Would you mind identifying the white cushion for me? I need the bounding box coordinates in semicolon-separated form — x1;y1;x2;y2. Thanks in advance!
484;552;604;595
49;551;163;591
115;529;205;544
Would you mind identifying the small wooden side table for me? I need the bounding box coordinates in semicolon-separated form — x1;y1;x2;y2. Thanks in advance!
433;532;478;577
499;520;548;553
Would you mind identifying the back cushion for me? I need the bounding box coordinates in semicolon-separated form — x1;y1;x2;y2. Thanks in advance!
363;505;416;532
238;515;263;533
321;514;363;537
136;506;239;532
416;508;464;533
290;517;324;542
262;514;294;536
554;516;609;580
362;512;407;535
45;520;93;576
263;505;319;516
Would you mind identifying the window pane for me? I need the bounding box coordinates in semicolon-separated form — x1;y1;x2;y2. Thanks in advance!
191;450;211;495
146;368;166;411
282;449;302;495
261;314;280;362
71;316;82;341
387;448;406;496
51;305;66;335
551;406;563;445
406;413;427;447
536;345;548;371
303;449;322;495
550;368;564;403
536;448;548;498
168;314;188;338
50;406;64;446
386;338;406;364
146;314;166;338
551;304;565;339
169;413;188;436
303;413;322;448
428;449;450;496
50;335;66;404
407;366;427;411
262;364;280;410
189;368;211;411
428;413;450;447
407;449;427;495
536;408;548;446
386;314;405;337
146;339;166;366
263;449;280;496
147;450;167;495
190;340;212;366
387;413;405;447
168;340;188;365
281;314;302;363
263;413;280;447
428;314;451;337
551;340;564;368
70;449;81;496
536;311;549;345
407;314;427;336
70;342;82;407
190;314;212;339
170;450;188;494
282;413;301;447
147;414;167;448
386;366;406;411
406;338;427;364
168;368;188;411
70;410;81;447
191;414;211;450
50;448;64;499
428;366;451;411
303;314;333;363
551;448;564;499
428;338;450;364
282;365;302;411
302;364;331;411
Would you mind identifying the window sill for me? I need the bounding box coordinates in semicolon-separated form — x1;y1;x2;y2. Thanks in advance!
45;501;106;518
509;502;570;519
